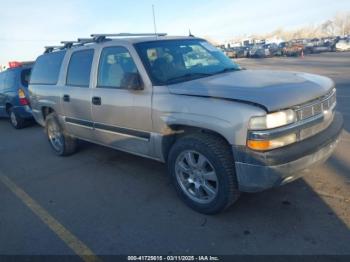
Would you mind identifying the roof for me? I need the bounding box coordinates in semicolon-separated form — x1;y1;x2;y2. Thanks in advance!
117;36;200;44
43;34;202;54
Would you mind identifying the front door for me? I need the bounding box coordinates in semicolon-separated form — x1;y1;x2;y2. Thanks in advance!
91;46;153;156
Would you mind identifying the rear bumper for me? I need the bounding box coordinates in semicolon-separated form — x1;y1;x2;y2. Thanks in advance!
233;112;343;192
12;105;33;119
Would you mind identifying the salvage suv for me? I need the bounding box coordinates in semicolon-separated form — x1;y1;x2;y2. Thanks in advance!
28;34;343;214
0;61;33;128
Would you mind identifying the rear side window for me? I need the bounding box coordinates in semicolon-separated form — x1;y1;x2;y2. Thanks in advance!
66;49;94;87
30;51;65;85
0;71;16;90
21;68;31;87
5;70;16;89
0;72;6;91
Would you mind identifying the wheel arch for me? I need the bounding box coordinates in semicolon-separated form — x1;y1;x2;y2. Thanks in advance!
5;103;12;113
41;106;55;120
161;124;232;162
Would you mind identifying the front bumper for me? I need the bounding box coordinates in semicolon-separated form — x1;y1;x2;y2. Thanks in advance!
233;112;343;192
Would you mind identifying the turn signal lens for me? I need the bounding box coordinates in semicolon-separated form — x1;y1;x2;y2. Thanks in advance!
247;140;271;151
18;88;26;98
247;133;297;151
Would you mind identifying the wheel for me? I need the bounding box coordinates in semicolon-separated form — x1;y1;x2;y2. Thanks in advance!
45;112;77;156
8;107;26;129
167;133;240;214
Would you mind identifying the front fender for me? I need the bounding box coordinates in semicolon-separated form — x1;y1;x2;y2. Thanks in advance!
160;113;237;145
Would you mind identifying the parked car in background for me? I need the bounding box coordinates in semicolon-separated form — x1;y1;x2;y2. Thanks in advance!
282;42;304;57
263;43;283;56
223;48;237;58
0;61;33;128
309;38;335;53
232;47;248;58
29;34;342;214
249;45;270;58
336;39;350;51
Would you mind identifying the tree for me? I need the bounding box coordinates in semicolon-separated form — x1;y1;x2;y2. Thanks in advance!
321;20;335;36
333;12;350;36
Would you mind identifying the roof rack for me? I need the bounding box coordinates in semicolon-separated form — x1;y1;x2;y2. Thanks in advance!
77;38;95;43
44;33;168;53
90;33;167;42
44;38;94;53
44;45;64;53
61;41;79;48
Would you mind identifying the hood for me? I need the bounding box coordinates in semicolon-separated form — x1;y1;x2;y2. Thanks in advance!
168;70;334;112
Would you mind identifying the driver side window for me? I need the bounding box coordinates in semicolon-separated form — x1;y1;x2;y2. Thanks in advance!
97;46;138;89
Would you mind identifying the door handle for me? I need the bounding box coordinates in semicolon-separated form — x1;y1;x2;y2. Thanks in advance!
92;96;102;105
63;94;70;102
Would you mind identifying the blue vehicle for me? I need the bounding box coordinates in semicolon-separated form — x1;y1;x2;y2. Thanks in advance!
0;62;34;128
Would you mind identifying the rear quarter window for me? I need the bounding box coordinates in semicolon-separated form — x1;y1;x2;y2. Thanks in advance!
5;70;16;89
21;68;31;87
0;72;5;91
30;51;65;85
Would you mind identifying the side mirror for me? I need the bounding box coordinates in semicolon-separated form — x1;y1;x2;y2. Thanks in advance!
121;73;143;90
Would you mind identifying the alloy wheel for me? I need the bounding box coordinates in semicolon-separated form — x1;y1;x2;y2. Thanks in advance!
175;150;219;204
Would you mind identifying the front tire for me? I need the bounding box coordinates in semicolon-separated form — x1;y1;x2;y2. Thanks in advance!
168;133;240;214
45;112;77;156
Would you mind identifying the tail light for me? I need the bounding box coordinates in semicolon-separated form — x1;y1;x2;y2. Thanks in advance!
18;88;29;106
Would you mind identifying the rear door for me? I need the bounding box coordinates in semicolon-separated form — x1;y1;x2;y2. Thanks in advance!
91;45;153;156
62;49;95;140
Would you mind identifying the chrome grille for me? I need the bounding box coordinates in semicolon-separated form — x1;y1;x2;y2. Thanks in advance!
295;89;336;141
295;89;336;121
299;112;334;140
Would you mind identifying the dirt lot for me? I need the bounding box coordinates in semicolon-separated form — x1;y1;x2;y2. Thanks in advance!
0;52;349;257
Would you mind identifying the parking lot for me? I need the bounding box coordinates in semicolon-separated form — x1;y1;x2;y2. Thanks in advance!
0;52;349;257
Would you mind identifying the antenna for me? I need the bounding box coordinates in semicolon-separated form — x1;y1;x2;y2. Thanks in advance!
152;4;158;39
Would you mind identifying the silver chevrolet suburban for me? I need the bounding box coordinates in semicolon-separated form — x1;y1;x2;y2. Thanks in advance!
28;34;343;214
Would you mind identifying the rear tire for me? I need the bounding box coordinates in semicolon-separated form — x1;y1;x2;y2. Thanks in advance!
45;112;77;156
8;107;26;129
167;133;240;214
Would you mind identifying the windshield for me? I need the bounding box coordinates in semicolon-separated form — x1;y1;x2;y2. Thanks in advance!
134;39;241;85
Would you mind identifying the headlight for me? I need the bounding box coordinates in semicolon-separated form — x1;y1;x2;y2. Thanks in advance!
249;109;296;130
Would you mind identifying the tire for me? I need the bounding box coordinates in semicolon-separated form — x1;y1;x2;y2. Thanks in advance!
167;133;240;214
8;107;26;129
45;112;77;156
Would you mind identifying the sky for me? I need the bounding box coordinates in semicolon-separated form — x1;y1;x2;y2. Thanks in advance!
0;0;349;66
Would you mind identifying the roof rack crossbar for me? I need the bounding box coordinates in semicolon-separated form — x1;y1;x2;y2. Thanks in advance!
44;45;64;49
60;41;79;49
90;33;167;42
77;38;95;44
44;45;65;53
91;33;167;37
61;41;78;44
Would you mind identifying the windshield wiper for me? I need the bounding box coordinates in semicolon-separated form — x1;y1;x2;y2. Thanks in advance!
166;73;212;84
213;67;241;75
